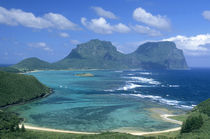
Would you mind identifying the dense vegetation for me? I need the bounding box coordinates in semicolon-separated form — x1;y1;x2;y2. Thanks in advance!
12;39;188;71
181;113;203;133
0;111;22;132
178;98;210;138
0;71;51;107
0;67;21;73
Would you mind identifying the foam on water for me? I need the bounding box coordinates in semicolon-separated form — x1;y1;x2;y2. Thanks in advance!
139;72;152;75
117;83;142;91
128;93;194;109
128;77;160;85
115;70;123;73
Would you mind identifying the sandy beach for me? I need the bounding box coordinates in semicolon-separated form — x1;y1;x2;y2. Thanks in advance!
22;124;98;135
112;114;182;135
21;114;182;136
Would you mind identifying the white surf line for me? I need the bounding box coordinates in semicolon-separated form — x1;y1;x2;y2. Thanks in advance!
125;127;181;136
21;124;98;135
160;114;182;125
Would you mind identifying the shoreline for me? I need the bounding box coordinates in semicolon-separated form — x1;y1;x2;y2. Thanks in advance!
0;88;54;110
21;114;182;136
21;124;97;135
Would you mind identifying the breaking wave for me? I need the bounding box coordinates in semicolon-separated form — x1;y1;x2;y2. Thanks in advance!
139;72;152;75
127;93;194;109
128;77;160;85
117;83;143;91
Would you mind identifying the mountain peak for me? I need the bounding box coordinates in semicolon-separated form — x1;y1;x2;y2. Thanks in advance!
77;39;114;49
66;39;118;59
135;41;176;53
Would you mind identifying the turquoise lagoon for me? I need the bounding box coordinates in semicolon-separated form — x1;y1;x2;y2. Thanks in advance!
10;69;209;132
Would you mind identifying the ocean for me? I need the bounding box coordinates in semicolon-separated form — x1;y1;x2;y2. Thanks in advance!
9;68;210;132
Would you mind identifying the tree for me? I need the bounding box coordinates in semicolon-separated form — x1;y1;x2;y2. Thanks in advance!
21;124;26;132
181;114;203;133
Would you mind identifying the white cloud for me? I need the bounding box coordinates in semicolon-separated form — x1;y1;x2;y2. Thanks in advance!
28;42;53;52
202;10;210;20
59;32;69;38
133;7;170;30
132;25;162;36
0;6;79;30
43;13;78;30
163;34;210;56
91;6;117;19
70;39;80;45
81;17;130;34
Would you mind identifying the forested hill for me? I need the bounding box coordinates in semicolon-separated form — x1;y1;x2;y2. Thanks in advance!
0;71;51;107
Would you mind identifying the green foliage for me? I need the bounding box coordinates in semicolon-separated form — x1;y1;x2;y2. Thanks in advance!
12;39;188;70
194;98;210;116
0;71;51;107
181;113;203;133
21;124;25;132
0;130;146;139
0;67;21;73
0;111;21;132
178;99;210;138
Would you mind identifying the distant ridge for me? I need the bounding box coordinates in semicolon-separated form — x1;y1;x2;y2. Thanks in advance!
12;57;52;71
12;39;188;71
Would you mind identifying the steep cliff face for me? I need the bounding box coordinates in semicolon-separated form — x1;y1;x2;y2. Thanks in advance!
13;40;188;70
129;41;188;69
54;39;128;69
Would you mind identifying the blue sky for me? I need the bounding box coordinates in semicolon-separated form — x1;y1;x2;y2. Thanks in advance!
0;0;210;67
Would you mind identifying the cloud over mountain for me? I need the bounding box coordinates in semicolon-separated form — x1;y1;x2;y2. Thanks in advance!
163;34;210;56
132;25;162;36
81;17;130;34
133;7;170;30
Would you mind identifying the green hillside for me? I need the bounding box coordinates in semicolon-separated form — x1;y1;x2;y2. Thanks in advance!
12;57;52;72
0;71;51;107
178;98;210;138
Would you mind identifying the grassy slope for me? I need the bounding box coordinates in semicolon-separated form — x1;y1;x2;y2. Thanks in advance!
0;71;51;107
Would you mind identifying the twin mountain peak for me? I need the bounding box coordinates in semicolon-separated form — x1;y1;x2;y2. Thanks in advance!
13;39;188;70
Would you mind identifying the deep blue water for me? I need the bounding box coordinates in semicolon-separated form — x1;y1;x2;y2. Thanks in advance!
10;68;210;132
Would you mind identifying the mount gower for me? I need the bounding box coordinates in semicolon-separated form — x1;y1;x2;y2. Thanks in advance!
13;39;188;70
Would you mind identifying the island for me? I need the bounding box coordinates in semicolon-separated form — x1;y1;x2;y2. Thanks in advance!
11;39;188;71
75;73;94;77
